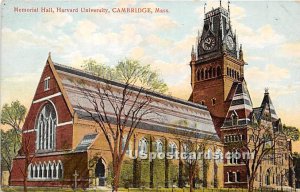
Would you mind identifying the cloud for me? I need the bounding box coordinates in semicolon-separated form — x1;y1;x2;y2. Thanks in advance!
129;47;145;59
280;42;300;58
40;13;73;32
137;15;178;32
168;75;192;100
2;27;51;47
74;20;99;38
116;0;136;7
234;24;285;49
246;64;290;82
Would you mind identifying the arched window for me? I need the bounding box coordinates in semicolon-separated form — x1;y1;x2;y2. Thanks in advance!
196;70;200;81
122;135;130;154
36;103;57;151
201;69;204;80
58;161;63;179
208;67;212;78
28;164;33;179
43;163;47;178
205;69;208;79
183;143;190;153
212;68;216;77
237;72;240;79
38;163;42;178
156;140;163;153
215;148;223;163
48;162;52;179
231;112;238;126
34;164;38;178
169;142;177;156
207;148;212;160
53;162;57;178
138;138;148;155
217;66;221;76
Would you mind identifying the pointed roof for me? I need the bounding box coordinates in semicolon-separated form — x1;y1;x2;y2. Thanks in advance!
222;79;253;128
260;89;278;121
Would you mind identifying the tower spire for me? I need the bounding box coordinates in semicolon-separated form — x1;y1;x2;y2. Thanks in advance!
239;44;244;61
191;45;196;61
204;2;207;14
220;0;222;7
228;0;231;23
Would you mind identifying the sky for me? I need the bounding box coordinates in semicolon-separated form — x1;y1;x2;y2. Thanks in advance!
1;0;300;150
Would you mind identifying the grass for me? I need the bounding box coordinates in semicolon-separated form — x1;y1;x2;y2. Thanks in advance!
1;186;292;192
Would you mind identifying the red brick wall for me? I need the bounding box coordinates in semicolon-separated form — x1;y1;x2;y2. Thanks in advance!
10;61;77;187
21;61;73;153
10;152;88;188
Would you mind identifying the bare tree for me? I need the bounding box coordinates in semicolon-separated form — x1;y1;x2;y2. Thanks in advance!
77;58;167;191
231;122;284;192
14;116;36;192
173;126;212;192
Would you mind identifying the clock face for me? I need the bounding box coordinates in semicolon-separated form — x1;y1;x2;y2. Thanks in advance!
226;36;234;50
202;36;216;51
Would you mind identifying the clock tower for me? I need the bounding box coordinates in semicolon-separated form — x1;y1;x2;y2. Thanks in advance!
190;4;245;133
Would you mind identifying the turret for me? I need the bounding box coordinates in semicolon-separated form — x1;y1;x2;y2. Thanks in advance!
239;44;244;61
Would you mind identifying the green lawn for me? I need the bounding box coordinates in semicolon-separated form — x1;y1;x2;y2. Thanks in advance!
1;186;292;192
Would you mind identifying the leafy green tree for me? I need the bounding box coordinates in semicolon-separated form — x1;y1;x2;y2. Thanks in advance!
283;125;300;141
82;58;168;94
1;101;26;185
78;58;167;191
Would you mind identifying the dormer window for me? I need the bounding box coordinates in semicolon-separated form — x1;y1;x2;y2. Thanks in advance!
200;100;205;105
231;111;238;126
44;77;50;91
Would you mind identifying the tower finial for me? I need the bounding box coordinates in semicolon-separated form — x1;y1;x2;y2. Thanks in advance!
220;0;222;7
264;87;269;94
204;2;207;14
228;0;231;21
239;44;244;61
191;45;196;61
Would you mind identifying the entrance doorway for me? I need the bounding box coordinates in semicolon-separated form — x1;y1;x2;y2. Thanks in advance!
95;158;106;186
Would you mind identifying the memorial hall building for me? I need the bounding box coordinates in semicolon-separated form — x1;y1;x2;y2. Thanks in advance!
10;3;293;190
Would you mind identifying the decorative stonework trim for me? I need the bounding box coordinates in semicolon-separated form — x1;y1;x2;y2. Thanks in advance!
33;92;62;104
57;121;73;127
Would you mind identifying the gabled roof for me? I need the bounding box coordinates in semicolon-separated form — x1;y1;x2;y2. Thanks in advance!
222;79;253;128
51;61;220;140
260;90;278;121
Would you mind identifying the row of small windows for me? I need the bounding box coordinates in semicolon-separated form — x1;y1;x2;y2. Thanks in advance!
196;66;222;81
227;150;241;164
28;161;63;180
224;134;245;143
227;67;240;80
138;138;178;155
137;138;222;161
227;171;241;183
